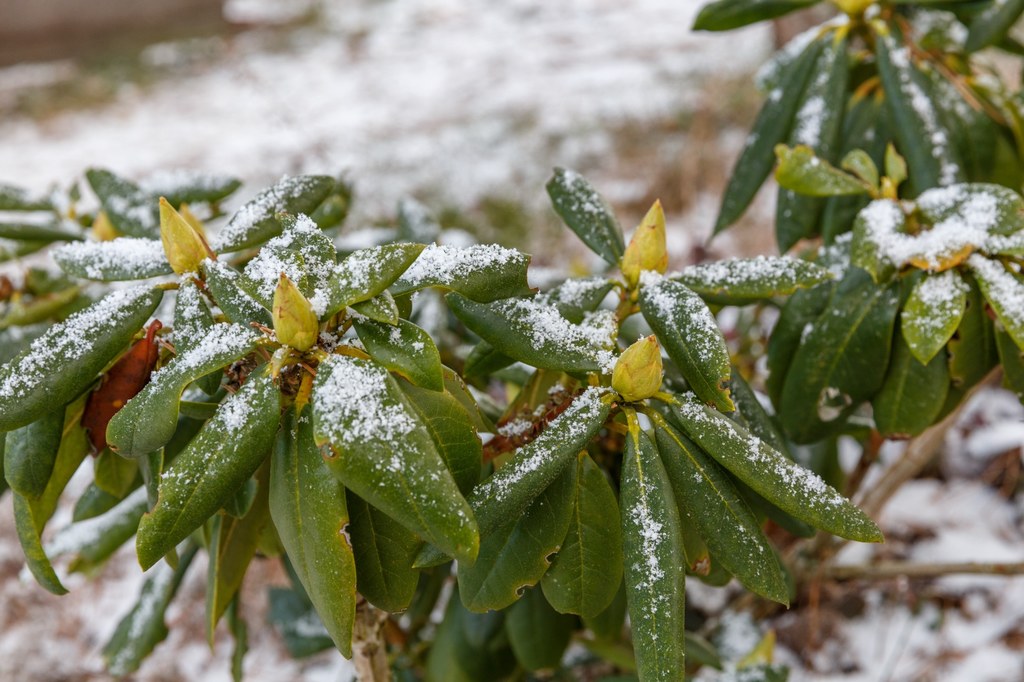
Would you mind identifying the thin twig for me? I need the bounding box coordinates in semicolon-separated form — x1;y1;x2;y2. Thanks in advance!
822;560;1024;581
857;367;1000;519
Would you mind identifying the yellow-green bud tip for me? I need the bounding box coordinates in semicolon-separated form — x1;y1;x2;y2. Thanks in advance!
159;197;213;275
612;335;663;402
620;199;668;289
273;273;320;352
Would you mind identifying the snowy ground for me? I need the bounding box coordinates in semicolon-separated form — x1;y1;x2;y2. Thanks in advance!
2;1;1023;681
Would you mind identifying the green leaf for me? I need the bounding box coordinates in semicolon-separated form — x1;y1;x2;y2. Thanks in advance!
673;256;833;305
416;387;611;567
777;269;899;442
885;143;908;189
398;380;482;495
872;334;950;437
390;243;533;302
0;286;163;432
874;29;964;193
464;341;516;377
269;406;357;657
237;213;337;307
775;145;870;197
355;318;443;391
0;182;53;211
312;355;478;563
202;259;272;327
349;292;399;324
136;373;281;569
103;546;198;676
94;448;138;497
28;399;91;527
86;169;160;238
48;486;148;571
458;465;575;612
321;243;425;318
397;197;441;243
107;323;260;458
969;255;1024;351
426;590;517;682
842;150;880;190
506;588;575;672
851;199;906;283
997;327;1024;402
917;184;1024;238
346;492;421;613
653;420;788;604
53;238;172;281
206;466;271;644
944;275;999;412
13;492;67;594
4;409;64;499
546;168;624;265
667;395;882;542
714;36;824;234
902;270;968;364
0;238;49;263
212;175;336;252
541;452;623;618
0;221;82;242
693;0;820;31
728;369;789;456
639;273;732;410
620;426;686;681
144;171;241;206
966;0;1024;51
765;281;834;406
583;580;627;640
775;32;851;251
448;293;617;374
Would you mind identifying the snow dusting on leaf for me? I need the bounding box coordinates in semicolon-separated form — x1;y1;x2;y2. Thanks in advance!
0;286;155;401
53;238;170;280
312;355;417;448
398;243;526;288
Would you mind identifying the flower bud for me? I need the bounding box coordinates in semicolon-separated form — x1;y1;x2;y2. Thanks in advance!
160;197;211;275
92;210;118;241
612;335;663;402
273;273;319;351
620;200;668;289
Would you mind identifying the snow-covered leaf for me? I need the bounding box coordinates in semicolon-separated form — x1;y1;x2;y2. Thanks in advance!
902;269;968;364
969;254;1024;351
312;355;478;563
714;35;824;234
391;243;532;302
86;169;160;238
639;272;732;411
546;168;623;266
620;426;686;682
448;293;617;374
667;394;883;542
321;243;424;319
201;258;272;326
103;548;197;676
136;373;280;569
673;256;832;304
0;286;163;431
107;324;260;458
355;318;442;391
874;32;963;192
54;238;172;281
654;420;788;604
213;175;335;252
